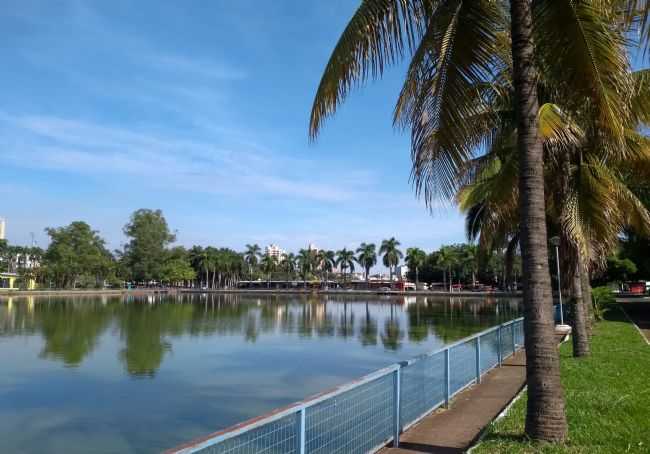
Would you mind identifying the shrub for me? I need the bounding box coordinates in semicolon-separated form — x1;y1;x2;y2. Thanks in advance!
591;286;615;320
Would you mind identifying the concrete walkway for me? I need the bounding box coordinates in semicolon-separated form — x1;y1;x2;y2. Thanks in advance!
620;302;650;344
382;350;527;454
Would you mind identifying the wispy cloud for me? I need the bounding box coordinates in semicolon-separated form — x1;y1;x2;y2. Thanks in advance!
0;113;366;202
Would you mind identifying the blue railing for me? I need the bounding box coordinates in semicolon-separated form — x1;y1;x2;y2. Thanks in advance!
166;318;525;454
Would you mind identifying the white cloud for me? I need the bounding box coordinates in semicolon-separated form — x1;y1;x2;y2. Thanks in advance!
0;113;367;202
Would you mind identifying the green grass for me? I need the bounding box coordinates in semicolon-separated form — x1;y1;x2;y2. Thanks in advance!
474;306;650;453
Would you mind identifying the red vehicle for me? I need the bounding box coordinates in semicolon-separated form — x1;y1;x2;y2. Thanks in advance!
627;281;646;294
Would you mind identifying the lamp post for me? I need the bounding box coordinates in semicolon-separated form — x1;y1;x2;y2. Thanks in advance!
549;236;565;326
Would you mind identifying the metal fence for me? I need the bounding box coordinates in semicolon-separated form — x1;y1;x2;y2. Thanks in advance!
166;318;525;454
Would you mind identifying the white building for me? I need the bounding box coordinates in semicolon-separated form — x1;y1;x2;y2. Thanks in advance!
307;243;319;253
265;244;286;261
396;265;409;280
0;218;5;240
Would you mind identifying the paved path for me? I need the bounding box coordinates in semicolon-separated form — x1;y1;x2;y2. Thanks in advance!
382;350;527;454
620;302;650;344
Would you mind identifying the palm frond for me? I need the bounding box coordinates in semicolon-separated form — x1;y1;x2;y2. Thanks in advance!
398;0;504;205
309;0;429;139
534;0;631;144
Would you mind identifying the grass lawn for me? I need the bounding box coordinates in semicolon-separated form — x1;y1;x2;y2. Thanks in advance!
473;306;650;453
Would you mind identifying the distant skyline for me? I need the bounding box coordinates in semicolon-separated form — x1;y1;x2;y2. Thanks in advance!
0;1;466;253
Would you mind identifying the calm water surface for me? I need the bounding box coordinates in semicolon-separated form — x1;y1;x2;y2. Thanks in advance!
0;293;521;453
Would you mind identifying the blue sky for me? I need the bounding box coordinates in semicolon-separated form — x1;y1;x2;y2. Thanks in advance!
0;0;466;253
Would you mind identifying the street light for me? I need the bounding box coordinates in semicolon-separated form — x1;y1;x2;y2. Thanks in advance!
549;236;564;325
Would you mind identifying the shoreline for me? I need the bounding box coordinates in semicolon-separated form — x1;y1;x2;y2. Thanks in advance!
179;288;522;297
0;288;169;297
1;288;521;298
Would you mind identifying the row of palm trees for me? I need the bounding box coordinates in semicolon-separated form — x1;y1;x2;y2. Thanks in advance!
242;238;408;286
308;0;650;443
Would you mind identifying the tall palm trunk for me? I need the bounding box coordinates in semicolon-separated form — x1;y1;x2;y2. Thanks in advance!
580;267;594;337
510;0;567;441
571;256;590;357
505;236;518;290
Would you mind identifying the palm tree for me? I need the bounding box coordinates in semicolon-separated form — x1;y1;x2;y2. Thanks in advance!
244;244;261;280
405;247;426;287
379;238;403;282
318;250;336;289
307;1;639;439
451;28;650;354
336;248;356;283
436;246;458;292
356;242;377;286
297;248;315;288
198;250;211;289
281;252;297;280
260;253;276;288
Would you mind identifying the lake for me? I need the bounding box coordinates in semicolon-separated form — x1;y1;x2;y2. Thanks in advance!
0;293;521;453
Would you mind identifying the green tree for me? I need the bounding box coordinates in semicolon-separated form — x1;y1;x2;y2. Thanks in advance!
379;237;403;282
336;248;356;282
297;248;316;288
281;252;297;279
44;221;113;288
356;243;377;284
122;209;175;283
244;244;261;280
161;258;196;286
436;246;459;292
260;253;277;288
317;249;336;288
0;239;9;272
405;247;426;286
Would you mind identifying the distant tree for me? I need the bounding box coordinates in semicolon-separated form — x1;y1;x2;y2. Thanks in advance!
597;256;638;286
405;247;426;286
297;248;316;287
317;249;336;288
436;246;459;292
44;221;113;288
244;244;261;280
281;252;297;279
122;209;175;283
160;257;196;286
260;253;277;288
379;238;403;281
336;248;356;282
0;239;8;272
356;243;377;284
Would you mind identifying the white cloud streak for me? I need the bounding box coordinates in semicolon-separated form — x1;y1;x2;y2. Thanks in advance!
0;113;366;202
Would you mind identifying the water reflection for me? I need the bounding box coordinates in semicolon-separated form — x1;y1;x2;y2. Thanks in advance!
0;293;521;377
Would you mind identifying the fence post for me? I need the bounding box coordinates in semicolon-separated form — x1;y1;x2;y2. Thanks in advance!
393;367;401;447
475;336;481;384
297;407;305;454
444;348;451;408
497;325;502;367
511;322;516;354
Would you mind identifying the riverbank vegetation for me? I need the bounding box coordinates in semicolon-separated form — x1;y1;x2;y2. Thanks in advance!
0;209;516;290
474;307;650;453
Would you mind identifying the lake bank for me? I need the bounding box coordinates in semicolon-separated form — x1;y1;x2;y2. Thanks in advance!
0;288;522;298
